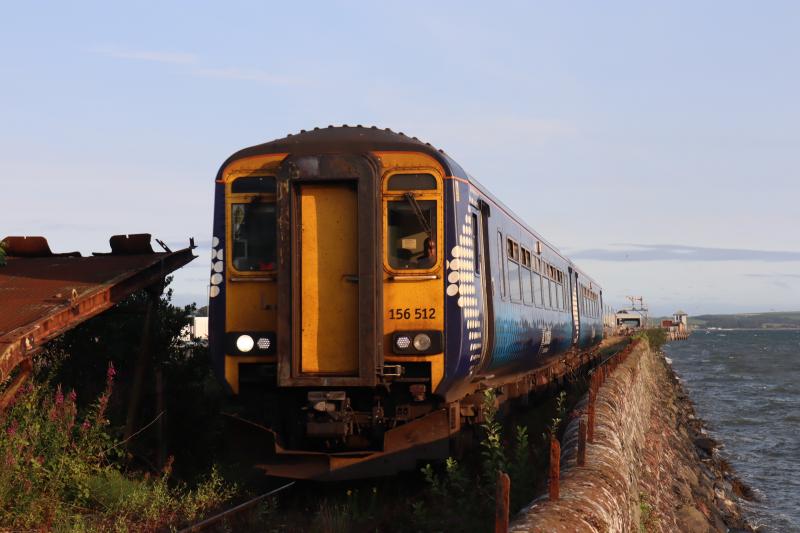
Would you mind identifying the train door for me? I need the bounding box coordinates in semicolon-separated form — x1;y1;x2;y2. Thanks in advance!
469;200;494;374
276;154;381;387
298;183;359;374
569;268;580;346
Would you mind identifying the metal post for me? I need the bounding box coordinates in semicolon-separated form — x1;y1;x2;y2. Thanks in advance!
549;436;560;500
495;471;511;533
587;389;596;444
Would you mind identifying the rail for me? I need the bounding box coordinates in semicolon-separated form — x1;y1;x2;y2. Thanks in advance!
178;481;295;532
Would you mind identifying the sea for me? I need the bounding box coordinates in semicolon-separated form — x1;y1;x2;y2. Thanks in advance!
664;329;800;532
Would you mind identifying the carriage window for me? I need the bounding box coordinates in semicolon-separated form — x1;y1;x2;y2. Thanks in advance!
231;201;277;271
533;272;543;307
506;238;521;301
557;284;564;311
498;232;506;298
508;258;521;301
387;199;437;269
521;248;532;305
387;173;437;191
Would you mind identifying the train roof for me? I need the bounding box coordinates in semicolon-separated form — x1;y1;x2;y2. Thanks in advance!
220;125;601;291
462;173;603;290
217;125;467;179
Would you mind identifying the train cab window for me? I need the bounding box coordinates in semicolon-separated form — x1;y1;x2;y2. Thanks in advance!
387;198;437;269
231;201;277;271
387;173;437;190
231;176;277;194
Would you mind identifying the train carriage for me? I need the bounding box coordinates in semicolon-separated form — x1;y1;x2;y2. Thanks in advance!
208;126;603;478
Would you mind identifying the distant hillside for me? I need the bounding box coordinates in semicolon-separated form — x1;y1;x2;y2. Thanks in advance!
689;312;800;329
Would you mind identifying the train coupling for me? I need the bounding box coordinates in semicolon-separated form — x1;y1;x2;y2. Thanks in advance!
306;390;351;439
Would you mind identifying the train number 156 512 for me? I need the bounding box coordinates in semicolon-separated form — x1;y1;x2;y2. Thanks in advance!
388;307;436;320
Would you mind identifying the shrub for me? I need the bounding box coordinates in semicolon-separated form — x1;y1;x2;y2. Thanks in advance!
636;328;668;351
0;364;234;531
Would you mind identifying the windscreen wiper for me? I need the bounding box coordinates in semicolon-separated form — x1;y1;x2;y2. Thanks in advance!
404;192;432;237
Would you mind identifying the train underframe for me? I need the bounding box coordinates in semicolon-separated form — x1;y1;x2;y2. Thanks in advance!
231;345;601;480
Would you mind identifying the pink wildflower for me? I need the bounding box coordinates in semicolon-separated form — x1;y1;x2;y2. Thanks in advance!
107;362;116;380
81;418;91;431
55;385;64;407
6;420;18;437
68;390;77;402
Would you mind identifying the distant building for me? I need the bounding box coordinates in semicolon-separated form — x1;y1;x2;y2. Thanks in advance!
615;309;645;331
663;310;689;340
180;316;208;342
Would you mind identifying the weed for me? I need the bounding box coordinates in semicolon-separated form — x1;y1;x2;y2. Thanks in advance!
639;492;658;532
635;328;667;351
0;366;234;531
480;388;507;483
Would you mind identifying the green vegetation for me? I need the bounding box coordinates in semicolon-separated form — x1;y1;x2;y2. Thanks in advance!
0;364;234;531
0;239;6;266
689;311;800;330
638;492;658;532
635;328;668;351
0;279;235;531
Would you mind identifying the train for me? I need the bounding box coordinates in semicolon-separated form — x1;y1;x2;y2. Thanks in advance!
208;126;603;479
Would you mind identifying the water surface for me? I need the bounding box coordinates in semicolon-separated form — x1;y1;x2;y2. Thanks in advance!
664;330;800;532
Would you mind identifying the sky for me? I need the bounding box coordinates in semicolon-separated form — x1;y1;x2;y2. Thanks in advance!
1;2;799;316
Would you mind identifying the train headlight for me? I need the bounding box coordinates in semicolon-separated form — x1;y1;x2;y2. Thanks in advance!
395;335;412;350
236;334;254;353
413;333;432;351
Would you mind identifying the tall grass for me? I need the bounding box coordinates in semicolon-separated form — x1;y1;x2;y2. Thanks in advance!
0;363;234;532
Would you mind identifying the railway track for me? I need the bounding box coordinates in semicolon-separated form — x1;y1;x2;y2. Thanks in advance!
179;481;295;532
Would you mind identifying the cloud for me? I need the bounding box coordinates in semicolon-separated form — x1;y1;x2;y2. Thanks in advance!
93;46;198;65
569;243;800;262
192;67;303;86
93;46;305;87
745;273;800;279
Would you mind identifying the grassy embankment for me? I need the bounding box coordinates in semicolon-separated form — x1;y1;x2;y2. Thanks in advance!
1;277;633;531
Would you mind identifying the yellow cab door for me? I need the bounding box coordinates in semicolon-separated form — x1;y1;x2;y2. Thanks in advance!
298;183;359;374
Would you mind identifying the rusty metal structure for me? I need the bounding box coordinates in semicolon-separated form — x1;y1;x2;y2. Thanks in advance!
0;234;195;406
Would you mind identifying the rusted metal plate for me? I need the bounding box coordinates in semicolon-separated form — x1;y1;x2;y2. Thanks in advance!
0;235;195;381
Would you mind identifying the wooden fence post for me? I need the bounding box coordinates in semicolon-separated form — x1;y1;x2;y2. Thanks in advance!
587;389;596;444
495;471;511;533
549;436;560;500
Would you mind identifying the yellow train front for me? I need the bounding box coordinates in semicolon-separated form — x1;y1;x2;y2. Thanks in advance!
208;126;603;479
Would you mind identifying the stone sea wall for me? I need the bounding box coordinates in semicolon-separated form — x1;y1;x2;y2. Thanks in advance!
510;339;754;533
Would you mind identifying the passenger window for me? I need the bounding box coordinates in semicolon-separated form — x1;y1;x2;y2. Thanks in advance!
521;249;532;306
507;238;522;301
231;201;277;271
533;272;543;307
498;232;507;298
387;198;437;269
557;284;564;311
